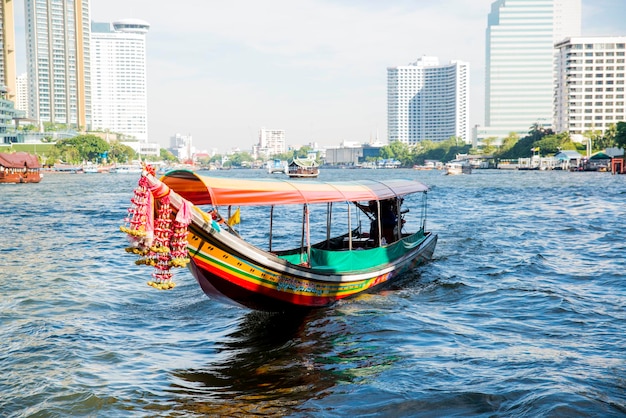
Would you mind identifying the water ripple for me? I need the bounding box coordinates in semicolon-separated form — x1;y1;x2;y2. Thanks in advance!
2;170;626;416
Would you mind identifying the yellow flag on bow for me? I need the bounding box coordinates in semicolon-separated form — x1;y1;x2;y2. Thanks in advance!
227;207;241;227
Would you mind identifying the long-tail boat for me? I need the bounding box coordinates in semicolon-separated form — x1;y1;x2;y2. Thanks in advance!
121;166;437;311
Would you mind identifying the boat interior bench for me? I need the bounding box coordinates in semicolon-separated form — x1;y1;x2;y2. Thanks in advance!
276;231;427;273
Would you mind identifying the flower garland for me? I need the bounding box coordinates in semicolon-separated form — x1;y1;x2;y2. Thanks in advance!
121;167;191;290
120;175;154;254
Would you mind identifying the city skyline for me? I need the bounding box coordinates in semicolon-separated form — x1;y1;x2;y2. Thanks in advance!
11;0;626;153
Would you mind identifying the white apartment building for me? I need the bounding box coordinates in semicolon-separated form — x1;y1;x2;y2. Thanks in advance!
24;0;91;129
169;133;194;161
15;73;28;117
481;0;581;141
257;128;286;156
555;37;626;137
387;56;470;144
91;19;150;141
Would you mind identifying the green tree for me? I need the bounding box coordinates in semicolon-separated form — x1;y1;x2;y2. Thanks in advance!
43;147;62;166
107;140;136;163
295;146;313;158
479;137;498;155
534;134;561;155
583;128;604;152
597;123;617;150
615;122;626;150
55;134;110;162
380;141;412;166
497;132;535;159
497;132;519;156
229;152;254;167
271;152;293;161
159;148;178;163
17;123;38;132
528;123;554;141
44;122;71;132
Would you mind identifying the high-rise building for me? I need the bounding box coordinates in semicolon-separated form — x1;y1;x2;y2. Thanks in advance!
258;128;286;156
482;0;581;140
169;133;194;161
24;0;91;129
387;56;470;144
15;73;28;117
0;0;16;103
555;37;626;137
91;19;150;141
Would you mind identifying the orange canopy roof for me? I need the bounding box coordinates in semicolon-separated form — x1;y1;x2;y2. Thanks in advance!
160;170;429;206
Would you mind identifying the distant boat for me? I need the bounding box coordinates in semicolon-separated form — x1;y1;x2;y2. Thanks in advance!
287;157;319;178
80;164;112;174
267;159;288;174
111;164;143;174
445;161;471;175
53;163;83;173
0;152;42;183
83;164;99;174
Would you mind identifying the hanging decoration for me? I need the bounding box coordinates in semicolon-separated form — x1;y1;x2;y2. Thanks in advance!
121;165;191;290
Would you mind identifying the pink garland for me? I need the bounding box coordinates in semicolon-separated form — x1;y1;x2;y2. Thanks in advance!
121;170;191;290
120;176;154;253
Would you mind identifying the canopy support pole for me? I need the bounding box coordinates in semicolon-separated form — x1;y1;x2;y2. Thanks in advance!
376;201;382;246
422;192;428;232
396;197;402;241
300;204;310;265
347;202;352;250
326;202;332;249
269;205;274;252
305;204;311;265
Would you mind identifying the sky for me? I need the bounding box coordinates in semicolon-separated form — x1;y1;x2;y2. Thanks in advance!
14;0;626;153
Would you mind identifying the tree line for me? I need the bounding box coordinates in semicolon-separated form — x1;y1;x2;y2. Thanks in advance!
30;122;626;168
37;134;177;166
375;122;626;167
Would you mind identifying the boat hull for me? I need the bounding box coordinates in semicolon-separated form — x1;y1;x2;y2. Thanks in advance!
0;172;42;183
186;223;437;311
287;173;319;178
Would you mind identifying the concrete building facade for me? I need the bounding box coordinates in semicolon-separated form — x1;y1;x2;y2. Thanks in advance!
15;73;28;117
387;56;470;144
0;0;16;103
24;0;92;129
91;19;150;141
482;0;581;140
555;36;626;137
257;128;286;156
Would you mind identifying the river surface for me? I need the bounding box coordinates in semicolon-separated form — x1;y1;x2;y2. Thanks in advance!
1;168;625;417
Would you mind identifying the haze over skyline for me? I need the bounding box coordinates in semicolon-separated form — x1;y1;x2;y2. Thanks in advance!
14;1;626;153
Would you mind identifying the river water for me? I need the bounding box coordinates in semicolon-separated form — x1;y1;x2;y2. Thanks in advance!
1;168;625;417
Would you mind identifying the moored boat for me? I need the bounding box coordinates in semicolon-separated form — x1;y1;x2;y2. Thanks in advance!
445;161;471;175
287;157;319;178
0;152;42;183
267;159;288;174
111;164;143;174
121;166;438;311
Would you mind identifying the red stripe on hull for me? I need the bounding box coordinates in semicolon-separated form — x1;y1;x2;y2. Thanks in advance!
190;258;340;310
189;234;437;311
